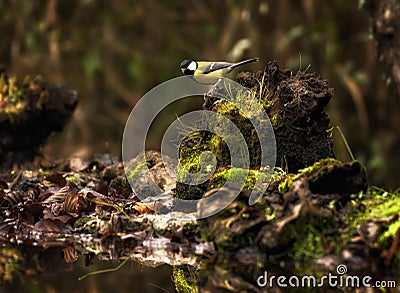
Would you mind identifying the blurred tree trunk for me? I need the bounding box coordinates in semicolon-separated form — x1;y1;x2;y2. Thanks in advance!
364;0;400;98
363;0;400;189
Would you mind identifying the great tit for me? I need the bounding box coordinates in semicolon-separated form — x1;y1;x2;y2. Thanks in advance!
180;58;259;83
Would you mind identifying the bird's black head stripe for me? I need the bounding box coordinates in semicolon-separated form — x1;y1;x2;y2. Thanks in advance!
180;59;192;69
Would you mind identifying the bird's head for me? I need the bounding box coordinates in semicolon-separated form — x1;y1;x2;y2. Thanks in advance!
180;59;197;75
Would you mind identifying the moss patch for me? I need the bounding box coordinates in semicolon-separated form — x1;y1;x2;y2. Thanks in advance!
173;266;197;293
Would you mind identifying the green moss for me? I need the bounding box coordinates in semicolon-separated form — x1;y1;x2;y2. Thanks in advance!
340;187;400;264
173;267;197;293
296;158;339;177
126;160;149;182
264;206;276;221
176;83;272;200
212;99;237;114
349;188;399;230
209;167;270;191
38;168;50;177
209;134;225;164
380;219;400;244
0;74;28;116
278;177;293;193
261;98;274;109
270;113;284;129
179;131;210;174
290;222;325;272
362;190;400;244
65;173;80;184
274;158;341;193
179;98;264;172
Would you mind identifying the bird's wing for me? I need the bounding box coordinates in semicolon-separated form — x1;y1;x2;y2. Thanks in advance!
200;62;232;74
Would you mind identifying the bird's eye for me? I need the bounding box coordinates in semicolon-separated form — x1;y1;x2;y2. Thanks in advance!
180;59;192;69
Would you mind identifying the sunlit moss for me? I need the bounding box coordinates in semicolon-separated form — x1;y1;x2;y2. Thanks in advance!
65;173;80;184
209;167;270;191
38;168;50;177
380;219;400;245
0;74;28;116
179;131;208;174
270;113;284;129
275;158;341;193
264;206;276;221
173;266;197;293
209;134;225;165
358;189;400;255
332;187;400;265
277;177;293;193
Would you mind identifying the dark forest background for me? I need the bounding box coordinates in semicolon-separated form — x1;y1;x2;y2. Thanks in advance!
1;0;399;189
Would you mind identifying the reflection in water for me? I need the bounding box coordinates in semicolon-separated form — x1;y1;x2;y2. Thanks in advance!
0;213;214;291
0;246;174;293
1;239;398;292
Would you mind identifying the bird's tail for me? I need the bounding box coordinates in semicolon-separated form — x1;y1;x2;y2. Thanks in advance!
230;58;259;69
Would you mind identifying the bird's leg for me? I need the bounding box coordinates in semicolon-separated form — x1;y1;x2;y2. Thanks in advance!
203;78;222;109
206;78;223;97
203;92;210;109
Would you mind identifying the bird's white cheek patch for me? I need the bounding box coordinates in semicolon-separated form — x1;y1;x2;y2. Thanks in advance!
188;61;197;71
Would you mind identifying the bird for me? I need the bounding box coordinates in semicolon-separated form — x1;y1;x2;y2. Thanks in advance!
180;58;259;84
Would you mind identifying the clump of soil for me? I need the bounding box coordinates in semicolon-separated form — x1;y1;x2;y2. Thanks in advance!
0;72;78;169
236;60;335;172
176;60;335;199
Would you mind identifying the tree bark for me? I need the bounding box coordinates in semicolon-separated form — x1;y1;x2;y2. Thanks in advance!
364;0;400;98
